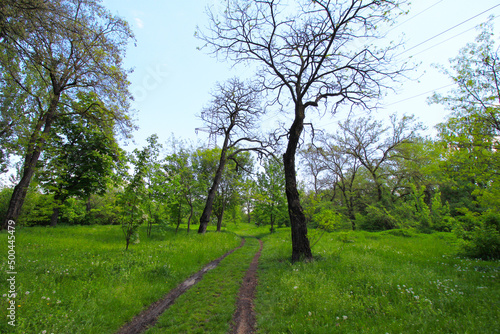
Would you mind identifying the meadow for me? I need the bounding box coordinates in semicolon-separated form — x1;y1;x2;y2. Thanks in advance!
1;224;498;333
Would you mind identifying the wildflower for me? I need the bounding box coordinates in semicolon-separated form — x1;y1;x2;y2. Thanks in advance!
42;331;47;334
343;316;348;320
25;291;30;295
42;296;46;299
294;286;298;289
308;311;312;316
2;294;6;297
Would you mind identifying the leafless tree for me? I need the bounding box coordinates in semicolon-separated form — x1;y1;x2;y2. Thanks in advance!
198;77;268;233
334;114;423;202
197;0;409;261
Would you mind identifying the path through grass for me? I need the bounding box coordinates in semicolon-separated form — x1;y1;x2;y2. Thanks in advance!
0;225;240;333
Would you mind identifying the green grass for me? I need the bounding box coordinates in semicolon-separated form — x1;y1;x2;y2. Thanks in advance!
1;223;498;333
255;229;500;333
145;236;261;334
0;224;241;333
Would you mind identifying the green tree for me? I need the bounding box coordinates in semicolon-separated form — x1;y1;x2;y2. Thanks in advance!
1;0;135;228
120;135;161;250
36;93;121;227
198;0;409;261
253;157;288;233
431;21;500;258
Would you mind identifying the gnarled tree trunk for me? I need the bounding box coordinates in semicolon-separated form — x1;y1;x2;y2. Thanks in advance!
283;105;312;262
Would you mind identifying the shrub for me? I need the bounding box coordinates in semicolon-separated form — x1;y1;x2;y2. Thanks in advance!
358;204;397;231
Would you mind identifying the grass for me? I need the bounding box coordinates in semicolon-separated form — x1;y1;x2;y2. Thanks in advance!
0;224;241;333
1;223;499;333
145;236;261;334
255;229;499;333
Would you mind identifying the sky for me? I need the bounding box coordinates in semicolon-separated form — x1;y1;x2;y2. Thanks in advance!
100;0;500;152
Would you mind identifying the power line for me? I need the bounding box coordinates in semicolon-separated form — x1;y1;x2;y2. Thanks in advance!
387;0;446;33
385;83;455;107
396;3;500;58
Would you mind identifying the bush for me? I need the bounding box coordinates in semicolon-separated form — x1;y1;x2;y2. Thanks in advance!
358;204;397;231
455;209;500;260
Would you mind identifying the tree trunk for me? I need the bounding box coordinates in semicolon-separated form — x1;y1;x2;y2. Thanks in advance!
50;206;60;227
216;211;224;232
175;202;182;233
2;95;60;229
198;136;230;234
283;104;312;262
186;200;193;233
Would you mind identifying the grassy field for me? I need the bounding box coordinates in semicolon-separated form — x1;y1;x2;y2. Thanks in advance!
1;223;499;333
256;228;499;333
0;224;241;333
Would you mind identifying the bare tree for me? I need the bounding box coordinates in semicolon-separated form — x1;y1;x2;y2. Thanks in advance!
198;78;267;233
198;0;408;261
335;114;423;202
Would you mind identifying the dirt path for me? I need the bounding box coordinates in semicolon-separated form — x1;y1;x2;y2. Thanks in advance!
230;238;264;334
116;238;246;334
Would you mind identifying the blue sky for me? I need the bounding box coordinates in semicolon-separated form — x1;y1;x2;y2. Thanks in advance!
101;0;500;152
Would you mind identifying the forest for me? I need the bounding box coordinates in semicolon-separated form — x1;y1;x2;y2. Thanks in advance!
0;0;499;332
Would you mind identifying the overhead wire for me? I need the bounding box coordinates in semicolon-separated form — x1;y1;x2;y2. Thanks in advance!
395;3;500;58
386;0;446;34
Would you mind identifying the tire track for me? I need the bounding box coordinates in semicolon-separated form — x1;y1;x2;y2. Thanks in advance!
116;238;246;334
230;238;263;334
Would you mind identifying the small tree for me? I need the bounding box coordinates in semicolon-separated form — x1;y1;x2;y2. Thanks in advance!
254;157;288;232
120;135;161;250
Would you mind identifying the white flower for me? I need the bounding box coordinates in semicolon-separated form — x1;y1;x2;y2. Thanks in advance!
47;297;50;301
343;316;348;320
294;286;298;289
25;291;30;295
42;296;46;299
308;311;312;316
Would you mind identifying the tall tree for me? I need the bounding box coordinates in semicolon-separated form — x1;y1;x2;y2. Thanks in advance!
198;0;409;260
197;78;267;233
431;20;500;213
1;0;135;228
36;93;121;227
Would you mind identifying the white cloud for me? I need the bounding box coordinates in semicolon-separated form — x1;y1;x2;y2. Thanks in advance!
134;17;144;29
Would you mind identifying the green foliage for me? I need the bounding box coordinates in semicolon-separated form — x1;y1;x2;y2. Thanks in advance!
253;157;288;232
119;135;161;249
454;209;500;260
357;204;397;231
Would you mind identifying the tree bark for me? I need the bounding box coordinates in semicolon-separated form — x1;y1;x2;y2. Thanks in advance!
50;206;60;227
198;135;230;234
216;212;223;232
186;196;193;233
2;95;60;229
283;104;312;262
